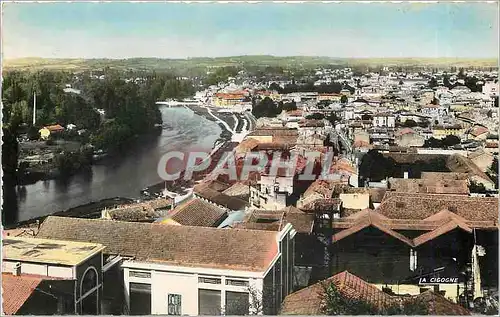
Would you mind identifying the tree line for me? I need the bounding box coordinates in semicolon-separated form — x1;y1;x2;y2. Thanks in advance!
1;69;198;182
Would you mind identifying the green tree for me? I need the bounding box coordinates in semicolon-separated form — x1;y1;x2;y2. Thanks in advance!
282;101;297;111
469;180;487;194
306;113;324;120
326;112;341;126
442;135;461;147
340;95;348;104
251;97;281;119
402;119;418;128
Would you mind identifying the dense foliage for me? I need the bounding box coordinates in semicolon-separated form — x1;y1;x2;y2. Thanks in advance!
2;69;197;151
423;135;461;148
251;97;282;118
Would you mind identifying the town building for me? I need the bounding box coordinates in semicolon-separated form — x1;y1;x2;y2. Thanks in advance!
38;124;65;139
36;216;297;315
2;237;106;314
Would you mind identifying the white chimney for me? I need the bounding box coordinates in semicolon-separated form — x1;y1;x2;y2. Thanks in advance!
13;262;21;276
404;172;409;179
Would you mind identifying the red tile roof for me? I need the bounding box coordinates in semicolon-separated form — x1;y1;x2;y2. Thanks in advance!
43;124;64;132
388;178;469;195
280;270;398;315
2;273;43;315
280;272;471;315
331;207;497;247
235;206;314;234
377;192;498;222
395;127;416;136
416;290;471;315
470;126;489;137
168;198;227;227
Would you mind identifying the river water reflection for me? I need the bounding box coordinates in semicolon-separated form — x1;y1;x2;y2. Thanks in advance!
14;106;221;222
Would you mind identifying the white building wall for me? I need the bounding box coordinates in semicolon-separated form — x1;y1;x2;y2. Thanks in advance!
122;262;266;316
2;260;75;279
152;271;198;315
47;266;74;278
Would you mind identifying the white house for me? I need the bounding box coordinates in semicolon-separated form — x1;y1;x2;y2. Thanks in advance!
482;81;499;97
250;169;294;210
2;236;105;314
36;216;296;316
372;112;396;128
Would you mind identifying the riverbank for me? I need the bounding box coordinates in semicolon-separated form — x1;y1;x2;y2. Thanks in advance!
141;105;243;197
16;128;162;186
3;197;135;230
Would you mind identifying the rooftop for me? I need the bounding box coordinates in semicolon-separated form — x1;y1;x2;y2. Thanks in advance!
377;192;498;222
164;198;228;227
388;178;469;195
280;270;397;315
2;236;105;266
37;216;280;272
2;273;44;315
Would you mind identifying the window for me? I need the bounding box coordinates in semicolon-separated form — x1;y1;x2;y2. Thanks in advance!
226;279;249;287
129;283;151;315
81;268;98;295
129;271;151;278
225;291;249;315
198;277;221;284
168;294;182;315
198;289;221;315
410;249;418;271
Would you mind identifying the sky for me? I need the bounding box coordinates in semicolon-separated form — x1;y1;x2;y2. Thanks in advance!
2;2;498;59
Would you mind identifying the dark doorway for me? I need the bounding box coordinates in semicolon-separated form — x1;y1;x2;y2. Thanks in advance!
129;283;151;315
81;292;98;315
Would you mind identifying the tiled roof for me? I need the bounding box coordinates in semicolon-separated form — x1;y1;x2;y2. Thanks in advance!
332;214;414;246
446;154;493;184
416;290;471;315
235;138;260;154
395;128;416;136
194;183;248;211
388;178;469;195
377;192;498;222
167;198;228;227
43;124;64;132
106;199;173;222
413;220;472;247
299;198;342;211
247;128;298;137
470;126;489;137
236;206;315;234
303;180;336;199
280;270;398;315
36;216;279;272
421;172;469;181
221;182;250;200
369;188;387;204
2;273;43;315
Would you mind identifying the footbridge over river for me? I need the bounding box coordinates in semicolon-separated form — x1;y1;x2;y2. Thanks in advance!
155;100;202;107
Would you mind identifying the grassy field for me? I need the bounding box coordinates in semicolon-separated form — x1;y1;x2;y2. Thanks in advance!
3;56;498;71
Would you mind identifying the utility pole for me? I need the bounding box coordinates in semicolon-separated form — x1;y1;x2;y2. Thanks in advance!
32;92;36;126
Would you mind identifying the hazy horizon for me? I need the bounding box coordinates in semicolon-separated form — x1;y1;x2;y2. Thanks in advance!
2;2;498;60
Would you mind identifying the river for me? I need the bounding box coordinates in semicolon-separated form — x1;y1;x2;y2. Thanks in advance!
13;106;222;223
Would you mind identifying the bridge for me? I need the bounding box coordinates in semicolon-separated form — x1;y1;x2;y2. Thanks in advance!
155;100;201;107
